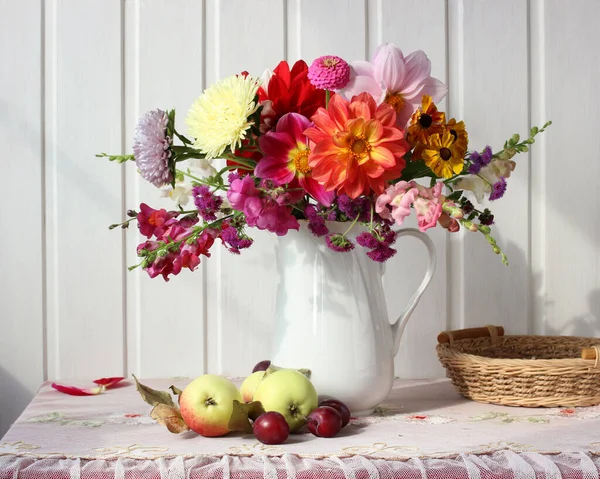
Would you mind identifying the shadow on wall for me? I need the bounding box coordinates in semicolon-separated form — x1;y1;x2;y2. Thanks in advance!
542;289;600;339
0;367;35;438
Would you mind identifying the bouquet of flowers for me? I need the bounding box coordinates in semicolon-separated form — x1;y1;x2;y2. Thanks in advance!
100;43;550;281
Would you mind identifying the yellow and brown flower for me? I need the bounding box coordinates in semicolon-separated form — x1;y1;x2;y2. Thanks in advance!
445;118;468;157
422;130;465;179
407;95;446;147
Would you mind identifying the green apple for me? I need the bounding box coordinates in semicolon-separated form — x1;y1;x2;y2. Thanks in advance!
253;369;318;431
179;374;242;437
240;371;265;402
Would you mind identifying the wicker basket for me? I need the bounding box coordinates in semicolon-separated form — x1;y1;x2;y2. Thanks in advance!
436;325;600;407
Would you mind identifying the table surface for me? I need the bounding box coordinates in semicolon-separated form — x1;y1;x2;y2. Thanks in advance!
1;377;600;478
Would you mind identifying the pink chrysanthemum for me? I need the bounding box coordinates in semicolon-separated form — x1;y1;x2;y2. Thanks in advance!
132;109;173;187
307;55;351;90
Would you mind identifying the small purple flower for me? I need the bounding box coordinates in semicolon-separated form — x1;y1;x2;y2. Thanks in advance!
326;210;337;221
479;209;495;226
489;177;507;201
221;225;253;254
336;195;371;222
307;55;351;90
193;185;223;221
304;205;329;237
356;231;379;249
467;151;482;174
132;109;173;187
481;146;493;166
325;233;354;252
228;172;241;183
461;200;474;214
367;245;397;262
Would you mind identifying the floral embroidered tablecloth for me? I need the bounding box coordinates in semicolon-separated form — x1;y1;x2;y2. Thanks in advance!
1;378;600;478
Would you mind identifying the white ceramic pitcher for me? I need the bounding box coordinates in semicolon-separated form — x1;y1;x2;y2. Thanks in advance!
271;221;436;416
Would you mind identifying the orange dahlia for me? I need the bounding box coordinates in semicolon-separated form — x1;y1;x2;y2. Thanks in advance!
304;93;410;199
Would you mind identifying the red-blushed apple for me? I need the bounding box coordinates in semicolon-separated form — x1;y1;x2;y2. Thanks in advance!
179;374;242;437
319;399;351;427
253;369;318;432
253;411;289;444
307;406;342;438
240;371;265;403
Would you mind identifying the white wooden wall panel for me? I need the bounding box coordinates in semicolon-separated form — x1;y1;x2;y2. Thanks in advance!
2;0;600;438
536;0;600;338
0;0;45;438
124;0;207;379
451;0;530;335
44;0;125;380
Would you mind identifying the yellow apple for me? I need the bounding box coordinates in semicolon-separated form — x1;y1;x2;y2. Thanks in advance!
179;374;242;437
253;369;318;431
240;371;265;402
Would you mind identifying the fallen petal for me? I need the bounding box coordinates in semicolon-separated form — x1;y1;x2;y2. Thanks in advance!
51;383;104;396
93;377;126;388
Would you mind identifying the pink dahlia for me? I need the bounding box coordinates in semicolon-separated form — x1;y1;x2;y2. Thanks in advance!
340;43;447;127
256;112;334;206
307;55;351;90
132;109;173;187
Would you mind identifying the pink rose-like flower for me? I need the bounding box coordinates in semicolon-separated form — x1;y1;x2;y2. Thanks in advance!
376;181;444;232
227;175;261;211
307;55;351;90
340;43;447;127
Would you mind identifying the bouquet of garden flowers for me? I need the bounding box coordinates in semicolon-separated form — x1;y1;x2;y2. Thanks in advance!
100;43;549;281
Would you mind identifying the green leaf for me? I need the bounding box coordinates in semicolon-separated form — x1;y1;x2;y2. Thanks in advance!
264;364;311;379
398;159;436;182
446;191;463;202
132;374;176;408
228;400;265;433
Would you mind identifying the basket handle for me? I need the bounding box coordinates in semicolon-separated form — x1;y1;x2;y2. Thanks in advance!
437;325;505;344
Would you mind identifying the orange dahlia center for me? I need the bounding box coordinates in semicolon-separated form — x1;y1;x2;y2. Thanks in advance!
384;91;405;113
349;136;371;164
293;149;312;173
440;147;452;161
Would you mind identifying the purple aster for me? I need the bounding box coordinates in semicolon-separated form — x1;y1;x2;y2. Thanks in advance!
489;178;507;201
307;55;351;90
132;109;173;187
325;234;354;252
193;185;223;221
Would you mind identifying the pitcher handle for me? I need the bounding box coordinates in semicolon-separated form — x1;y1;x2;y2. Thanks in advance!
390;228;436;356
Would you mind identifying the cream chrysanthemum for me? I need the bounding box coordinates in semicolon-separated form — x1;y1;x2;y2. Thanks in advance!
186;74;260;159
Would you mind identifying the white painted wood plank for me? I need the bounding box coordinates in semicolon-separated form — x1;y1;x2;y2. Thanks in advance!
0;0;44;438
534;0;600;338
124;0;207;379
204;0;285;376
45;0;124;379
456;0;530;335
298;0;367;61
373;0;448;379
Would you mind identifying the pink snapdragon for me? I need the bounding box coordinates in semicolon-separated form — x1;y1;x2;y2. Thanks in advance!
137;203;177;240
375;181;444;232
227;174;299;236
